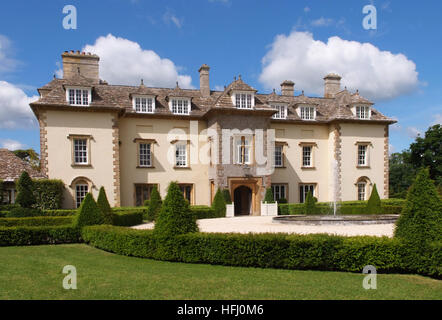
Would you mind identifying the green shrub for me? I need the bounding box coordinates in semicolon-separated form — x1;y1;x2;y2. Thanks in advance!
154;182;198;238
222;189;232;204
143;199;150;207
264;187;275;203
111;212;143;227
190;206;217;219
147;186;162;221
366;184;381;214
81;225;441;278
33;179;64;210
97;187;113;224
0;204;19;211
278;198;288;204
0;225;81;246
73;193;104;228
212;188;226;218
6;207;43;218
15;171;36;208
43;209;77;216
395;168;442;273
303;191;317;215
0;216;73;227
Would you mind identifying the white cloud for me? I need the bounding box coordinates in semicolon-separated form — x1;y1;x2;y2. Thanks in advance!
0;81;38;129
304;7;311;13
389;143;395;155
163;10;183;29
81;34;193;88
0;138;25;150
0;35;19;73
259;31;419;101
406;126;421;139
431;113;442;125
311;17;334;27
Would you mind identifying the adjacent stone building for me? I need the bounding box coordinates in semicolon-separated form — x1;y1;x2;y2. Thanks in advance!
30;51;396;213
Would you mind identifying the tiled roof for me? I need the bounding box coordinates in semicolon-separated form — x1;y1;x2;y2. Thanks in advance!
0;149;47;182
31;76;395;123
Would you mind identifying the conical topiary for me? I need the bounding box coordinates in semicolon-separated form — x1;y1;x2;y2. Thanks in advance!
147;186;162;221
222;189;232;204
15;171;36;208
212;188;226;217
264;187;275;203
97;187;113;224
154;182;198;238
303;191;317;215
73;193;104;228
365;183;381;214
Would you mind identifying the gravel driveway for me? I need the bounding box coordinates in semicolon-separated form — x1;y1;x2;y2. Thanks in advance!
132;216;395;237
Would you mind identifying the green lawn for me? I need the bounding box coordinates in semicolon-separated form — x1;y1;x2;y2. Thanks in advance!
0;244;440;300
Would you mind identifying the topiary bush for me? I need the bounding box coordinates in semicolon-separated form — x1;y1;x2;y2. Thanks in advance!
147;186;162;221
394;168;442;274
73;193;104;228
33;179;64;210
6;207;43;218
222;189;232;204
212;188;226;218
264;187;275;203
365;183;381;214
97;187;113;224
15;171;36;209
154;182;198;238
303;191;317;215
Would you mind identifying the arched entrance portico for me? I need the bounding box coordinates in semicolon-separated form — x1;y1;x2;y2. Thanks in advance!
234;186;252;216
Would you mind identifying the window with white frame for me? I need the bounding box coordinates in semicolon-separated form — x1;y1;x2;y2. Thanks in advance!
175;143;188;167
235;136;252;164
73;139;88;164
271;184;287;202
300;106;316;120
67;88;91;106
356;105;371;119
134;96;154;113
357;182;366;201
75;184;88;208
271;104;287;119
139;143;152;167
358;144;368;166
274;145;283;167
171;98;190;115
302;145;313;167
235;93;253;109
299;184;315;203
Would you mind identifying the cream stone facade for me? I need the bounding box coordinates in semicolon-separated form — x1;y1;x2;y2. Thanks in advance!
30;51;396;213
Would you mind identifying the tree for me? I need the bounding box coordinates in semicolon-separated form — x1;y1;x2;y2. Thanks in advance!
212;188;226;217
13;149;40;170
96;187;113;224
222;189;232;204
264;187;275;203
73;193;104;228
154;182;198;238
366;184;381;214
15;171;36;208
147;186;162;221
303;191;317;215
409;124;442;186
389;151;415;198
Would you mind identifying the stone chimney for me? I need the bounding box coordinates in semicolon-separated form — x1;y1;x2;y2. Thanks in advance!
198;64;210;97
323;73;342;98
280;80;295;96
62;51;100;83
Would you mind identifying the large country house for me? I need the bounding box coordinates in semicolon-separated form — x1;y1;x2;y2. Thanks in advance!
30;51;395;214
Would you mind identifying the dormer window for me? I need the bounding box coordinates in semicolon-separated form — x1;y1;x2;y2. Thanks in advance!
233;92;254;109
133;96;155;113
170;98;190;115
66;87;91;106
356;105;371;119
271;104;287;119
299;106;316;120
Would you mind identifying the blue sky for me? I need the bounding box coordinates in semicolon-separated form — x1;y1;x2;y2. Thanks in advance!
0;0;441;154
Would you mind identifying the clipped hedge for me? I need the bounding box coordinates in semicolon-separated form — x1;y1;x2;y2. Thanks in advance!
279;201;403;215
190;206;217;219
0;216;73;227
0;225;81;246
81;226;441;278
43;209;77;216
33;179;64;210
111;212;143;227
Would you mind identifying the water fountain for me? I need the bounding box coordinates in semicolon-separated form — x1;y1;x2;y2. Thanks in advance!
272;160;399;225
